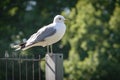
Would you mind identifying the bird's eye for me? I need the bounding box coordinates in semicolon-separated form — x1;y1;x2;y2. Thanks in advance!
59;18;61;20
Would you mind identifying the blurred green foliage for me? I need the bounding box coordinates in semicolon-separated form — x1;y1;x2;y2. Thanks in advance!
0;0;120;80
62;0;120;80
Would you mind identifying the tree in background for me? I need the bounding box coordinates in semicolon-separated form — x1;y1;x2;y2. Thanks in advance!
62;0;120;80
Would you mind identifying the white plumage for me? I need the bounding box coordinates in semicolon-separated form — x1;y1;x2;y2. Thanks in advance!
14;15;66;53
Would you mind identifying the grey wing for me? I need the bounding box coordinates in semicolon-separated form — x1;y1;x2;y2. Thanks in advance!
33;27;56;43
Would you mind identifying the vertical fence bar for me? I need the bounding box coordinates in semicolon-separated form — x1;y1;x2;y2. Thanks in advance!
19;55;21;80
32;57;34;80
38;55;41;80
5;51;9;80
26;56;28;80
5;57;8;80
12;55;14;80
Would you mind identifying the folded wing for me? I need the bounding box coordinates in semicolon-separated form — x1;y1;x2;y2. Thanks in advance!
26;26;56;46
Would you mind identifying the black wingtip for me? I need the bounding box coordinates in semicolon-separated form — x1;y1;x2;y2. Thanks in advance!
20;43;26;49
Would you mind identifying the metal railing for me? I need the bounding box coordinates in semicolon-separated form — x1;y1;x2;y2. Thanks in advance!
0;52;43;80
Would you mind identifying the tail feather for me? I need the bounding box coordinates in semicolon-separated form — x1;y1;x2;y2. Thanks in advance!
20;43;26;49
13;43;26;51
15;47;21;51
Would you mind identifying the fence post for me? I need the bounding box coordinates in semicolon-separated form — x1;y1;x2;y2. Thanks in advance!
45;53;63;80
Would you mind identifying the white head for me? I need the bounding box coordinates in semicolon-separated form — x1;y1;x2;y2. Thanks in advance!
53;15;65;23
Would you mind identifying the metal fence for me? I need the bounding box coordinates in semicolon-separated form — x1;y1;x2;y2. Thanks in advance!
0;52;43;80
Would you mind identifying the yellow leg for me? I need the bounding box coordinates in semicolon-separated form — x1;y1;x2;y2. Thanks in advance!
47;45;49;53
50;45;53;54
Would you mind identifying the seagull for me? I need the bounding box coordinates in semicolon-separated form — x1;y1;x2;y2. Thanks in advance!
14;15;66;53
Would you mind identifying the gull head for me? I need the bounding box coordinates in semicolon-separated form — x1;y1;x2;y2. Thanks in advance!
53;15;65;23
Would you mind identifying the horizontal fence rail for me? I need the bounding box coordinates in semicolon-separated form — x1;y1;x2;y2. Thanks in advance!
0;52;43;80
